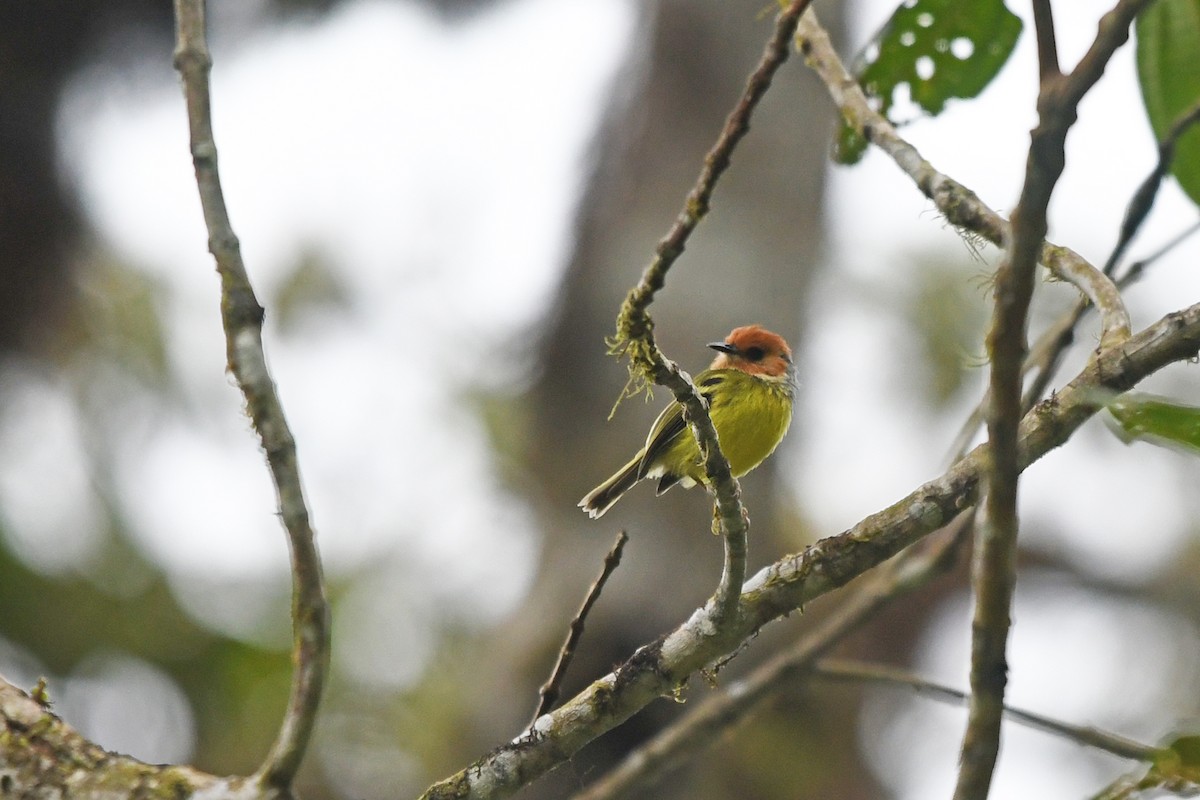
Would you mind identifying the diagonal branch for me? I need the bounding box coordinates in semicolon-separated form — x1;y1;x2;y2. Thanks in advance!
797;10;1135;491
172;1;330;792
418;302;1200;800
1106;96;1200;275
530;531;629;727
571;518;972;800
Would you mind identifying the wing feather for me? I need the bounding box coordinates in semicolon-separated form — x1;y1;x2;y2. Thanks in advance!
636;370;728;479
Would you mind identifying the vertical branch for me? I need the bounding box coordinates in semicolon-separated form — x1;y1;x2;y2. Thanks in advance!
955;113;1052;800
172;1;330;792
954;2;1151;798
1031;0;1061;80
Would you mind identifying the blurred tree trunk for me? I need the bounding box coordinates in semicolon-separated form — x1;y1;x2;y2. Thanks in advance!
0;4;168;351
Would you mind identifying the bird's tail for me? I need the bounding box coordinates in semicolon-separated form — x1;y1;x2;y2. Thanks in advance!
578;455;643;519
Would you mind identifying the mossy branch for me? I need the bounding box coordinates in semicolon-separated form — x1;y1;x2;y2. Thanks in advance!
0;677;248;800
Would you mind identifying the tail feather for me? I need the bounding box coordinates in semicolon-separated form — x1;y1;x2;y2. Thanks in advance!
578;455;643;519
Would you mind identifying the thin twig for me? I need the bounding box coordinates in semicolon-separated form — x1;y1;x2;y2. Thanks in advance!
798;10;1153;793
950;221;1192;462
1019;250;1160;417
1106;97;1200;275
962;82;1055;800
1059;0;1156;112
172;1;330;792
571;517;972;800
956;3;1152;797
812;660;1161;763
1119;219;1200;284
419;301;1200;800
530;531;629;727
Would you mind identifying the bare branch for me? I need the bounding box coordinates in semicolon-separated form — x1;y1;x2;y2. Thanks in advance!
530;531;629;727
1123;220;1200;282
171;1;329;792
418;302;1200;800
963;107;1052;800
1060;0;1155;111
1107;97;1200;274
579;347;1001;798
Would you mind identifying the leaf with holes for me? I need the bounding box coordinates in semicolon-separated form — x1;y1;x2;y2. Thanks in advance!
835;0;1023;164
1136;0;1200;208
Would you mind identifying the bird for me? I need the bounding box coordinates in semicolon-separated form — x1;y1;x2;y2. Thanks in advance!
578;324;795;519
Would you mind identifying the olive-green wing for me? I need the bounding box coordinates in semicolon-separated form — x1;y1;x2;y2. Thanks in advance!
636;369;729;479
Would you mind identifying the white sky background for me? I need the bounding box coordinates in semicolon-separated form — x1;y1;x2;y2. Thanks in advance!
0;0;1197;796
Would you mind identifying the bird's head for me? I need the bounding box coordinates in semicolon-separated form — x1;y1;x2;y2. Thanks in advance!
707;325;793;380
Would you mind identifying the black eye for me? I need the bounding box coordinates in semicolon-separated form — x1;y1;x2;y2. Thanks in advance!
744;346;765;361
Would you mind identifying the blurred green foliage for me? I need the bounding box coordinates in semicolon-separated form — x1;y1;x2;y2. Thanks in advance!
272;249;351;335
906;259;988;406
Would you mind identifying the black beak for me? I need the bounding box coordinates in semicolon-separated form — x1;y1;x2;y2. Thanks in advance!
707;341;737;354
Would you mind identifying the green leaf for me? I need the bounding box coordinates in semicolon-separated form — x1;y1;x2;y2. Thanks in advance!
835;0;1023;164
1136;0;1200;208
1106;393;1200;454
